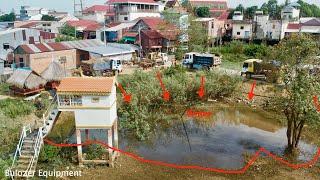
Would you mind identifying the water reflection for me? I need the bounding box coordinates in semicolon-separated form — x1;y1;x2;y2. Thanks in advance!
69;105;318;169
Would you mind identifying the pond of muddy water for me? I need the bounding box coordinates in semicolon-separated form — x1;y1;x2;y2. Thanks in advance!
71;105;318;169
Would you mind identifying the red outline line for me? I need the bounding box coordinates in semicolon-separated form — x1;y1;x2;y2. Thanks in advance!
44;139;320;174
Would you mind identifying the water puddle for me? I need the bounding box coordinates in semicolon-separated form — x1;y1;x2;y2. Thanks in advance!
69;105;318;169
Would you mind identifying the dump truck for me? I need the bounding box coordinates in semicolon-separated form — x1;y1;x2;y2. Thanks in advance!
81;58;123;77
241;59;281;83
182;52;222;70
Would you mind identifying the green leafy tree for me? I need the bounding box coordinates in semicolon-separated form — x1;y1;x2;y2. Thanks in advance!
162;8;181;26
235;4;245;12
245;6;259;19
187;16;207;52
195;6;210;17
298;0;320;17
272;34;320;153
59;24;76;37
41;15;56;21
0;12;16;22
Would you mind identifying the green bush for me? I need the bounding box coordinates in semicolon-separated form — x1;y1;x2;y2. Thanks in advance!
39;145;61;163
0;99;34;118
117;69;241;140
0;83;10;95
85;144;107;160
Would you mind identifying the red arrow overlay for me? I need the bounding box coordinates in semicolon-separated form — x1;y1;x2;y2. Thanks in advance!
156;72;170;101
117;83;132;103
248;80;256;101
197;76;205;99
313;95;320;112
186;109;212;118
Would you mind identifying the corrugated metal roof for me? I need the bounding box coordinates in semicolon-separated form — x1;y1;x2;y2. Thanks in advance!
17;39;104;54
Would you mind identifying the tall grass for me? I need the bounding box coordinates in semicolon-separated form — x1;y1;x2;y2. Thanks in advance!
0;99;34;118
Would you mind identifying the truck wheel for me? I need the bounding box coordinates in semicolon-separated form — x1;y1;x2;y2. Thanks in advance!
246;73;252;79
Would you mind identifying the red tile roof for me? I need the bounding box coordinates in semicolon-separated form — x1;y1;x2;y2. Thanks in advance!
83;5;113;13
18;22;39;28
20;45;35;54
67;20;101;31
139;17;164;30
142;30;162;39
46;42;69;51
108;0;158;4
34;43;51;52
57;77;115;94
217;10;229;20
287;23;301;29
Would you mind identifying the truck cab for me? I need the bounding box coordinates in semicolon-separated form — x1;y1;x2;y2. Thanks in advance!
182;52;197;65
111;60;122;73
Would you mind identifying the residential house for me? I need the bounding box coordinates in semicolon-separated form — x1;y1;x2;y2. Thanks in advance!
19;6;49;20
79;43;140;61
266;20;282;41
194;17;225;44
140;30;163;53
81;5;115;24
0;28;55;65
66;20;102;39
131;17;179;52
232;20;253;40
281;2;300;22
13;39;104;74
96;21;136;43
107;0;164;22
282;18;320;39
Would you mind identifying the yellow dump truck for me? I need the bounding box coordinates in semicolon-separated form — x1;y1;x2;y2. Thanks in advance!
241;59;281;83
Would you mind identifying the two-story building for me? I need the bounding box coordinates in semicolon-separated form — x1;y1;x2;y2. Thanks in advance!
281;2;300;22
0;28;55;64
232;20;253;40
57;77;118;166
108;0;164;22
194;17;225;44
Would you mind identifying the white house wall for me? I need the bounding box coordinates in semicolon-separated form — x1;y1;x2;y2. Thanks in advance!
74;108;117;128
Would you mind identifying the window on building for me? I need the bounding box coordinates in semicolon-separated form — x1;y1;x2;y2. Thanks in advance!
3;43;9;50
19;58;24;67
22;30;26;41
237;32;240;35
272;24;276;29
211;22;214;29
240;26;244;30
91;97;100;103
124;17;128;21
59;56;67;64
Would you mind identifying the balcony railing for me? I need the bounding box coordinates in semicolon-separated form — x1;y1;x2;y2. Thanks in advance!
58;95;82;107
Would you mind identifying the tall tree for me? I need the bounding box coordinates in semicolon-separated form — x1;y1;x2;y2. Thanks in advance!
187;15;207;52
0;12;16;22
195;7;210;17
41;15;56;21
273;34;320;153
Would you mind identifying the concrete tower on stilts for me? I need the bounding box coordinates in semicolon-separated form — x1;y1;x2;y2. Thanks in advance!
56;77;119;166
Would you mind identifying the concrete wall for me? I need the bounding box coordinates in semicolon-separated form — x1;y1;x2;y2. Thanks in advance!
82;12;106;24
117;12;160;22
232;23;252;39
15;49;77;73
